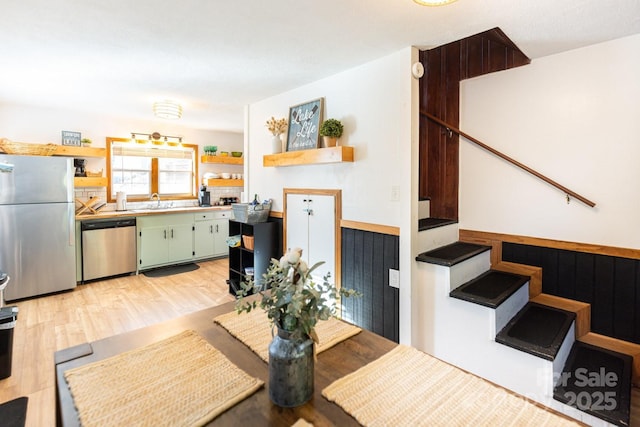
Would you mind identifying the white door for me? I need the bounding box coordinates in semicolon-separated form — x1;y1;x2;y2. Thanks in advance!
307;195;335;283
285;194;310;254
285;193;335;284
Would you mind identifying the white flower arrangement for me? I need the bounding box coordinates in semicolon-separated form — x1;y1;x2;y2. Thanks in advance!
265;116;288;136
236;248;359;341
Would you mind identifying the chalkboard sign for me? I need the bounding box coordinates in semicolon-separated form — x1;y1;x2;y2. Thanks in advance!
285;98;323;151
61;130;81;146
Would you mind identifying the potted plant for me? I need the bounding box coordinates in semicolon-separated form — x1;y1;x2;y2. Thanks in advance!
319;118;344;147
236;248;358;407
81;138;92;147
203;145;217;156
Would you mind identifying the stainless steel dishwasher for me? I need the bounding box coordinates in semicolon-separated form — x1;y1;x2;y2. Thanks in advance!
81;218;137;281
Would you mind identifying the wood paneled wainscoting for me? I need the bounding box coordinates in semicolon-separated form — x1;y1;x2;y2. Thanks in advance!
340;220;400;343
459;229;640;345
459;229;640;425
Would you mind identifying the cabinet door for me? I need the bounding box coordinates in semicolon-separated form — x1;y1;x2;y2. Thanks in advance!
308;195;335;282
194;220;215;259
285;193;335;283
168;223;194;263
285;194;310;253
140;226;169;268
213;219;229;256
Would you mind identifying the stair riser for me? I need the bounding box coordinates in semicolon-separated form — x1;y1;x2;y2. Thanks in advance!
416;223;458;254
492;283;529;336
449;251;491;292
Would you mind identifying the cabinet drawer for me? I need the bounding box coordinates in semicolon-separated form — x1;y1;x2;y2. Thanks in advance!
195;212;214;221
194;210;232;221
212;210;232;220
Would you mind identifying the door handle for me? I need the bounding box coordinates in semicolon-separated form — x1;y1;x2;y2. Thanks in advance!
210;225;213;234
215;224;219;233
164;230;167;239
171;229;174;239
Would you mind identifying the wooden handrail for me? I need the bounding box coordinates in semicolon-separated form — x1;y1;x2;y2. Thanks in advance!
422;111;596;208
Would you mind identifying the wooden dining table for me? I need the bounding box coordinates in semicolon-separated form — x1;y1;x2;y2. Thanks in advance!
54;300;397;426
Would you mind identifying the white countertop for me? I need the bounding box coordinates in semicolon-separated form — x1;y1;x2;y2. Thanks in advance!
76;205;232;220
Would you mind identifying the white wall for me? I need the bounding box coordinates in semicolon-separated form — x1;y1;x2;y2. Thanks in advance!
460;34;640;249
0;103;243;202
0;102;242;151
246;47;418;344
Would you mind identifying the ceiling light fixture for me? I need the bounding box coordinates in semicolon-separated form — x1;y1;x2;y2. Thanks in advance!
130;132;183;146
413;0;458;6
153;100;183;120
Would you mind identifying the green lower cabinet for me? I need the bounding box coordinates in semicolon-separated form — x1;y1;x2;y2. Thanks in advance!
139;225;170;268
193;211;231;260
194;220;216;259
168;223;194;262
138;213;196;270
138;211;231;270
213;219;229;256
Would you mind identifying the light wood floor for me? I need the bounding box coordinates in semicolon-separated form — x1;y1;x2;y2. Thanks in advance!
0;258;234;427
2;257;638;426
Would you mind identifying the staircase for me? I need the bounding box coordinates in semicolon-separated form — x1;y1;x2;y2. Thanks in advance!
415;238;638;426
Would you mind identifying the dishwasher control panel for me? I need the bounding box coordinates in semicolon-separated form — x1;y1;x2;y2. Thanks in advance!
81;217;136;231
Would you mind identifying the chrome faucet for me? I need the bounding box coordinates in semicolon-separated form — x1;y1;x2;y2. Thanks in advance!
150;193;161;207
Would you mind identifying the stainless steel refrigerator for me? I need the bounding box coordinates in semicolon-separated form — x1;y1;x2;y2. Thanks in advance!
0;154;76;300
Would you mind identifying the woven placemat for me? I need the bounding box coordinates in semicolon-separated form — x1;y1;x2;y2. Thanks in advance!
214;309;361;362
322;345;581;426
64;330;264;427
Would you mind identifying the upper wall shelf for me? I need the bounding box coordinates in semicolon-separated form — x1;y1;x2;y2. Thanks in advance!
53;146;106;158
74;177;108;187
205;179;244;187
263;146;354;167
201;155;243;165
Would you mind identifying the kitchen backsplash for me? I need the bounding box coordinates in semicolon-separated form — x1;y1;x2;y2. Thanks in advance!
74;186;241;211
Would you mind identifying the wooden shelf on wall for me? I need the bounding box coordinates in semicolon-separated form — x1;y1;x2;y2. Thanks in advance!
54;146;106;158
205;179;244;187
74;177;108;187
201;155;243;165
263;146;354;167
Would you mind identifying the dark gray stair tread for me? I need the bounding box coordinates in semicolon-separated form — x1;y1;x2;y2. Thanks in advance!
495;302;575;361
554;341;631;426
450;270;529;308
416;242;491;266
418;217;457;231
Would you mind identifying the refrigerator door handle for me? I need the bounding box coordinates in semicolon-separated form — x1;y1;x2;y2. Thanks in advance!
68;206;75;246
0;162;14;173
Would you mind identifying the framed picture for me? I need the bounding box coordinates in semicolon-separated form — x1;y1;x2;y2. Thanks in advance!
61;131;81;147
285;98;323;151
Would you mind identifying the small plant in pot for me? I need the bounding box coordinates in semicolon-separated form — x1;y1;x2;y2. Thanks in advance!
319;118;343;148
236;248;359;407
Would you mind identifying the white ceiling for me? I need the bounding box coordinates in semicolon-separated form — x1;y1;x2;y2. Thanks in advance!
1;0;639;133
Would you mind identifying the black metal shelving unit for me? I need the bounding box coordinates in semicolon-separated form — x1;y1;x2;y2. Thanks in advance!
227;220;278;296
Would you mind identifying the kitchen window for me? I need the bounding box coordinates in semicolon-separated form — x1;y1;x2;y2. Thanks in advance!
107;137;198;202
